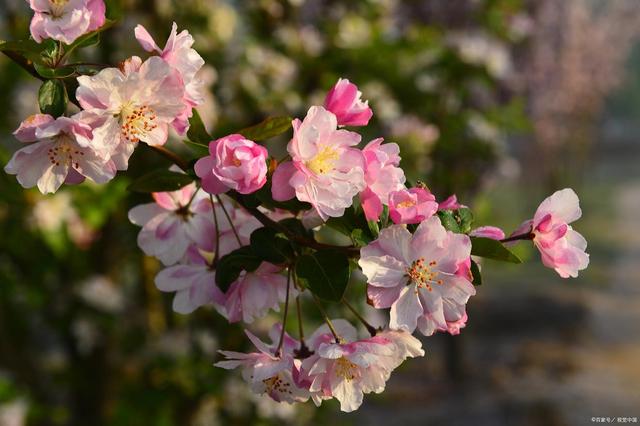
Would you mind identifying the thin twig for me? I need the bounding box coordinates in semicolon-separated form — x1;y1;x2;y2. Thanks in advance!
148;145;189;171
500;232;534;243
275;269;292;357
311;294;340;343
216;195;242;246
209;194;221;264
342;298;377;337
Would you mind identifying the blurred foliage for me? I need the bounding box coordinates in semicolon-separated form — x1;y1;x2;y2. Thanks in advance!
0;0;545;425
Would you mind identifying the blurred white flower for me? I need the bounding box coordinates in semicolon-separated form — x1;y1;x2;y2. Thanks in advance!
449;32;513;79
77;275;125;313
0;399;27;426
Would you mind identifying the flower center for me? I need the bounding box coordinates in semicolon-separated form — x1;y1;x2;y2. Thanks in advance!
306;146;339;175
334;357;358;382
262;374;293;396
396;200;416;208
49;0;69;18
47;134;84;169
406;257;442;292
120;103;158;143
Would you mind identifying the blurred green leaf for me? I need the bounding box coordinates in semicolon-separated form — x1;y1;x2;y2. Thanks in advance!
296;250;350;302
238;116;292;141
127;170;194;193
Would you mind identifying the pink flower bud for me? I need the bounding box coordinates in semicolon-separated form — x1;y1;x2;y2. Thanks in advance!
324;78;373;127
388;187;438;224
194;134;268;195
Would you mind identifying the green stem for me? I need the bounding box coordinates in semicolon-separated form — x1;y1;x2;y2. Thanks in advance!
500;232;534;243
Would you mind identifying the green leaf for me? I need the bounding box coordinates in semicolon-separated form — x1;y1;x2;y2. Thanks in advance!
127;170;194;193
296;250;350;302
38;79;67;117
250;227;293;264
278;218;312;238
186;109;211;144
455;207;474;234
367;220;379;238
238;116;292;141
437;210;461;233
215;246;262;291
470;260;482;286
183;139;209;157
34;63;76;79
351;228;373;246
470;237;522;264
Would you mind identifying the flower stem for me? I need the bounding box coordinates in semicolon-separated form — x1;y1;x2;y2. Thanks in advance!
275;268;292;357
216;195;243;247
342;299;377;336
500;232;534;243
311;294;340;343
209;195;221;265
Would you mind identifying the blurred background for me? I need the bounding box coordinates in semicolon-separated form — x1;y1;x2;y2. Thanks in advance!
1;0;639;425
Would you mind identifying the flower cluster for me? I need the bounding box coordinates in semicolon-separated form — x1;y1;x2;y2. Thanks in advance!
5;15;204;193
2;11;590;413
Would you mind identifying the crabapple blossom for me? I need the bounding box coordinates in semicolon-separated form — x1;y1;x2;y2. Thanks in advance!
324;78;373;127
128;183;214;265
215;325;310;403
194;134;268;195
271;106;365;220
4;113;116;194
134;23;205;134
222;263;293;324
469;226;505;240
360;138;406;221
76;56;184;169
300;320;420;412
522;188;589;278
155;245;224;314
388;187;439;224
28;0;106;45
438;194;464;210
359;217;476;336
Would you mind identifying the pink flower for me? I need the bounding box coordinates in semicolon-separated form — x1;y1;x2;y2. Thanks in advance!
194;134;268;195
359;217;476;336
271;106;366;220
128;183;215;265
155;245;224;314
527;188;589;278
438;194;464;210
134;23;205;134
76;56;185;169
300;320;421;412
360;138;406;221
215;325;311;403
324;78;373;127
222;263;293;324
28;0;105;44
388;187;439;224
4;113;116;194
469;226;505;240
